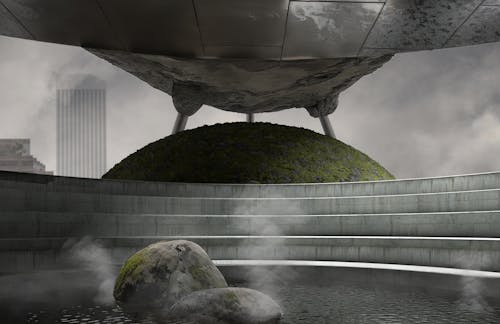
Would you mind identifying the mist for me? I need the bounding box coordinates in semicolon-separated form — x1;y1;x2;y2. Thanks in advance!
62;236;115;305
230;192;302;306
454;252;495;313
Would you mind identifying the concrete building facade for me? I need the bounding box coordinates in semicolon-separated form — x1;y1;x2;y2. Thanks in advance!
56;75;106;178
0;139;52;175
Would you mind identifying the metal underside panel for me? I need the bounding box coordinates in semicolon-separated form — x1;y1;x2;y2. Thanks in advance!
1;0;123;49
0;0;499;59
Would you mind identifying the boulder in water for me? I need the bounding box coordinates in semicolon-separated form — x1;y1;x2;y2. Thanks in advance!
162;287;283;324
113;240;228;309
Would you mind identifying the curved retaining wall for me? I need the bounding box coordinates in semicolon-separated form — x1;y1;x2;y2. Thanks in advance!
1;170;500;197
0;171;499;274
2;236;500;273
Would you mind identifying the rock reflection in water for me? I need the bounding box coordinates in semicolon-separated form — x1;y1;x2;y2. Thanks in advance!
25;280;500;324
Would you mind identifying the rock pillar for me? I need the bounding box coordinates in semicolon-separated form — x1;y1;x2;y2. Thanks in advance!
171;82;203;134
305;94;338;138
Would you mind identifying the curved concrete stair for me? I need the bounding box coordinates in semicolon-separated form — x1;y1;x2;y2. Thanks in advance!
1;187;499;214
2;211;500;238
0;171;499;276
1;236;500;273
1;170;500;198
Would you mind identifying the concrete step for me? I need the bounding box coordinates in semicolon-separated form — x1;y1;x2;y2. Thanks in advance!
1;170;499;198
2;210;500;238
1;187;499;214
1;236;499;273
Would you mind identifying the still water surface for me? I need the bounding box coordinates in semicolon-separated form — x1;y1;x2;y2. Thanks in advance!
24;279;500;324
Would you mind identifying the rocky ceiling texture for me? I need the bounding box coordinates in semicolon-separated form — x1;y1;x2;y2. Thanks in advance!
89;49;393;117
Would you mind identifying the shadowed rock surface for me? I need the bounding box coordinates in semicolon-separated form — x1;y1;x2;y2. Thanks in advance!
114;240;227;310
162;287;282;324
88;49;392;114
103;122;394;183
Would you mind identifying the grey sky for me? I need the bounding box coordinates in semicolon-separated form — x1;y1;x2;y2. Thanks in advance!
0;35;499;179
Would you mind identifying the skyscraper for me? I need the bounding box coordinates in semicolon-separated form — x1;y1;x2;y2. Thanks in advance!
56;75;106;178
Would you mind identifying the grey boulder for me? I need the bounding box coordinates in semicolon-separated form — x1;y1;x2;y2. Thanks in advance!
113;240;227;309
161;287;283;324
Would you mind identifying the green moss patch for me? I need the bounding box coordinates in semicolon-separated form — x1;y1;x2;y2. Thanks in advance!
114;248;149;300
189;265;210;285
223;291;240;307
103;122;394;183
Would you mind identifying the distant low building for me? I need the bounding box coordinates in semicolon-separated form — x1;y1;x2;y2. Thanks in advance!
0;139;53;175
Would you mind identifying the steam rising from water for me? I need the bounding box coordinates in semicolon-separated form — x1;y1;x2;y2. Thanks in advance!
455;254;494;313
231;192;303;301
62;236;114;305
458;276;493;313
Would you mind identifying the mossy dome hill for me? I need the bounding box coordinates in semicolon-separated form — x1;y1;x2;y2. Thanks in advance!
103;122;394;184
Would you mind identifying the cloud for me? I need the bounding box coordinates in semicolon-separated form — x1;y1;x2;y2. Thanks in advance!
335;43;500;178
0;35;499;178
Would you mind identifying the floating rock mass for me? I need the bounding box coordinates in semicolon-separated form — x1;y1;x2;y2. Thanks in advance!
89;49;392;115
114;240;283;323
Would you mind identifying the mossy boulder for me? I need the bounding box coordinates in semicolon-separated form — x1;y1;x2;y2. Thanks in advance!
103;122;394;184
161;287;282;324
114;240;227;309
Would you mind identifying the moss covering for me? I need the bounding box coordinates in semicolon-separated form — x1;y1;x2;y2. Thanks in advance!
223;291;240;306
104;122;394;183
189;265;212;286
114;248;149;300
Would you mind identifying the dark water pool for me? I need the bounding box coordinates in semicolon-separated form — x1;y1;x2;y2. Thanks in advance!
4;267;500;323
